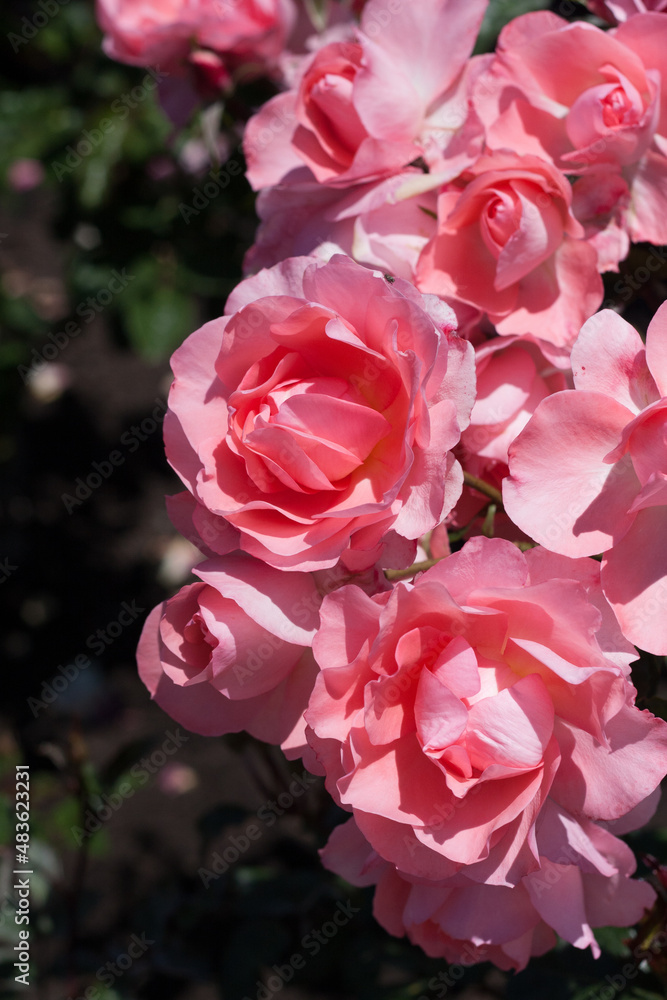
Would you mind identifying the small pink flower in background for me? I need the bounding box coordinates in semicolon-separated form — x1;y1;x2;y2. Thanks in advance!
137;553;320;753
474;11;667;249
320;812;658;971
158;762;199;795
586;0;667;24
505;302;667;654
415;151;603;348
164;254;475;573
244;0;488;190
6;158;45;192
305;536;666;892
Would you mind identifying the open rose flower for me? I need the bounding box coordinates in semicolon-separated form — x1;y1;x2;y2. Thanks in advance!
320;812;657;971
97;0;296;76
164;254;475;572
304;537;667;887
415;151;603;347
505;302;667;654
137;553;320;752
474;11;667;248
244;0;488;190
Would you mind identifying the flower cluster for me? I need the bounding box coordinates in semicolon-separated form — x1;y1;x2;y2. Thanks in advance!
99;0;667;974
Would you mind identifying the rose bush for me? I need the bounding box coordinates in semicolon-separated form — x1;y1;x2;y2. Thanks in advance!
164;253;475;572
505;302;667;654
304;537;667;887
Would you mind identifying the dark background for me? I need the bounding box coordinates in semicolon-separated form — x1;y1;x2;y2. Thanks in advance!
1;1;667;998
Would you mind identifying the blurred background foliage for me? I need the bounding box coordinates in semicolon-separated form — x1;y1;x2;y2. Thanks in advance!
1;1;667;998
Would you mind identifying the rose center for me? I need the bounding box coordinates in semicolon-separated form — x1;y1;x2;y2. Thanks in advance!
183;612;218;653
480;187;520;257
239;374;391;493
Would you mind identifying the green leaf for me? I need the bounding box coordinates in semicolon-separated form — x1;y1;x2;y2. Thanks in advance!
118;258;198;361
474;0;551;53
595;926;632;958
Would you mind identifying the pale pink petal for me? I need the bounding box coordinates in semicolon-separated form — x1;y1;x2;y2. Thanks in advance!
360;0;488;109
466;675;554;770
571;309;659;414
504;391;640;556
526;862;600;956
495;239;603;349
625;148;667;245
550;705;667;819
194;553;320;644
602;504;667;653
243;91;306;190
646;299;667;396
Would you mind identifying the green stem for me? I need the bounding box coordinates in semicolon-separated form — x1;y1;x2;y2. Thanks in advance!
385;558;440;581
462;471;504;508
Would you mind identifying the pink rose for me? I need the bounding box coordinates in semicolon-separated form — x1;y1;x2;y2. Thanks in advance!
244;0;488;190
97;0;295;74
474;11;667;247
447;335;569;541
320;813;657;971
304;536;667;887
137;553;320;751
504;302;667;654
415;151;603;347
586;0;667;24
164;254;475;572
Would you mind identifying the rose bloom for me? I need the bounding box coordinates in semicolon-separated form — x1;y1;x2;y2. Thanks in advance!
474;11;667;249
505;302;667;655
415;151;603;348
586;0;667;24
137;553;320;752
164;254;475;572
96;0;296;75
304;537;667;890
320;812;658;971
244;0;488;190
